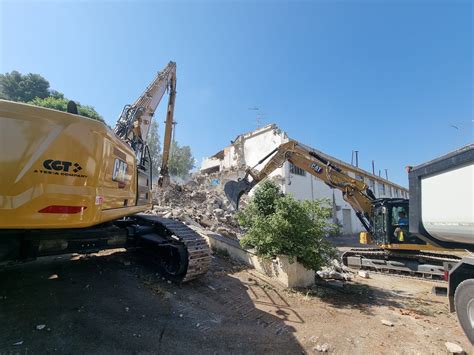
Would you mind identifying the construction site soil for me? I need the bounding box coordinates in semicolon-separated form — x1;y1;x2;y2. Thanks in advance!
1;246;472;354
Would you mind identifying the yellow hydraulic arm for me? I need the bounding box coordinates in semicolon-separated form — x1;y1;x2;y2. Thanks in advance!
224;140;376;232
114;61;177;185
158;71;177;186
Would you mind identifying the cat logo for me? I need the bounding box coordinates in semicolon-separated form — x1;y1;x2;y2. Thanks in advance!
310;163;323;174
112;158;127;183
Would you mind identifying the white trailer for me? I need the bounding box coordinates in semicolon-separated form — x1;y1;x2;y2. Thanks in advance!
409;143;474;344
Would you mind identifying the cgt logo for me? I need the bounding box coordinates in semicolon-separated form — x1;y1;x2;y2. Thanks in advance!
34;159;87;178
43;160;83;173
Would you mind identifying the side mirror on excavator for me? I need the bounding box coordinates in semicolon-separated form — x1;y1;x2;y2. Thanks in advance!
224;178;254;210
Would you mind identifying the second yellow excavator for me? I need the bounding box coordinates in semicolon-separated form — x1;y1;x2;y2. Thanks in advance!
224;140;463;279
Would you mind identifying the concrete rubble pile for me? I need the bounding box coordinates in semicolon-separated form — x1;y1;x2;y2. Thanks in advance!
148;172;244;239
316;259;354;281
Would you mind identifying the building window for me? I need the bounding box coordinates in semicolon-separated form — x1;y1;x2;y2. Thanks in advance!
290;163;306;176
378;183;385;196
355;174;364;182
394;189;399;197
368;179;375;191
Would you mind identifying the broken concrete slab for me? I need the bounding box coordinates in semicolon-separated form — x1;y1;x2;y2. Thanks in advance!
313;343;330;352
381;319;394;327
316;260;353;281
444;342;464;354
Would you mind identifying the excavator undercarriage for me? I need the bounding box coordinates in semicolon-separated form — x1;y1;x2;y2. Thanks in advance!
342;248;461;280
0;214;210;282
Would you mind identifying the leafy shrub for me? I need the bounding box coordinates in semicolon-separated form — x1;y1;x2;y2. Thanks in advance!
29;96;104;122
237;180;337;270
327;220;343;237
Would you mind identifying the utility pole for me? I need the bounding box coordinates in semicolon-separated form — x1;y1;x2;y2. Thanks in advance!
255;113;266;128
169;120;177;156
385;169;389;180
171;120;178;142
248;107;262;129
372;160;375;175
352;150;359;167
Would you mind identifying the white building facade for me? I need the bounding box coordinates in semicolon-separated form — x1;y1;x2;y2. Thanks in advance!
201;124;409;235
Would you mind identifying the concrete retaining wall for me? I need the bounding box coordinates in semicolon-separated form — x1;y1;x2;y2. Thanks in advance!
196;230;315;288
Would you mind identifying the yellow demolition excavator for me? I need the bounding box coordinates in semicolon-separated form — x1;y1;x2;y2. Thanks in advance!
224;140;465;279
0;61;210;282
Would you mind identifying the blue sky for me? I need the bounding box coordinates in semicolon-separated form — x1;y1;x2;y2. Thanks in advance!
1;0;472;187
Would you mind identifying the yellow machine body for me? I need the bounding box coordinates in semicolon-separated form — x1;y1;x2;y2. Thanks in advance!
0;100;151;229
359;231;372;245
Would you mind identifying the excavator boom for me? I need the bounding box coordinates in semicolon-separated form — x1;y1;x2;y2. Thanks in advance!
224;140;375;232
114;61;177;185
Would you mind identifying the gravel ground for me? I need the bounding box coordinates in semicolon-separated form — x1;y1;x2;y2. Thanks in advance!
0;248;472;354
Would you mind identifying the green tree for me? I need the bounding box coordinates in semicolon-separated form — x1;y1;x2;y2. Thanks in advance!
76;104;104;122
1;70;104;122
0;71;50;102
49;90;65;99
147;121;162;179
29;96;104;122
168;140;195;178
238;180;337;271
146;125;195;180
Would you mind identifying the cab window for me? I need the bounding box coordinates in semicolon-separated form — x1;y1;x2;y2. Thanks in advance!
391;206;408;226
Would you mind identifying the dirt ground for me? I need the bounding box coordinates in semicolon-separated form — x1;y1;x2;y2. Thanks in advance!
1;249;473;354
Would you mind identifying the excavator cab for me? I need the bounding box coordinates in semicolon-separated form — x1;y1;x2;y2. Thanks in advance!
370;199;426;247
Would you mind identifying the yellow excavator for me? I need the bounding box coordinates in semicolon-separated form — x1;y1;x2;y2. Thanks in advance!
224;140;463;279
0;61;210;282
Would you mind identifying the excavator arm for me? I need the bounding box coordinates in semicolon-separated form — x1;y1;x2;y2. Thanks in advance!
114;61;177;185
224;140;376;233
158;72;177;186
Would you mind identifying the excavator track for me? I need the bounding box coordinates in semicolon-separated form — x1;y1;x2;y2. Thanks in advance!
342;248;462;280
134;214;211;282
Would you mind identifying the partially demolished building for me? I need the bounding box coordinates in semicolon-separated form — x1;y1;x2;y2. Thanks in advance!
201;124;408;235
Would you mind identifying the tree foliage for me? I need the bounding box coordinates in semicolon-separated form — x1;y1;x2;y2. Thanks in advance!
29;96;104;122
147;125;195;180
0;71;50;102
1;70;103;122
147;121;162;179
238;180;337;271
168;140;196;178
